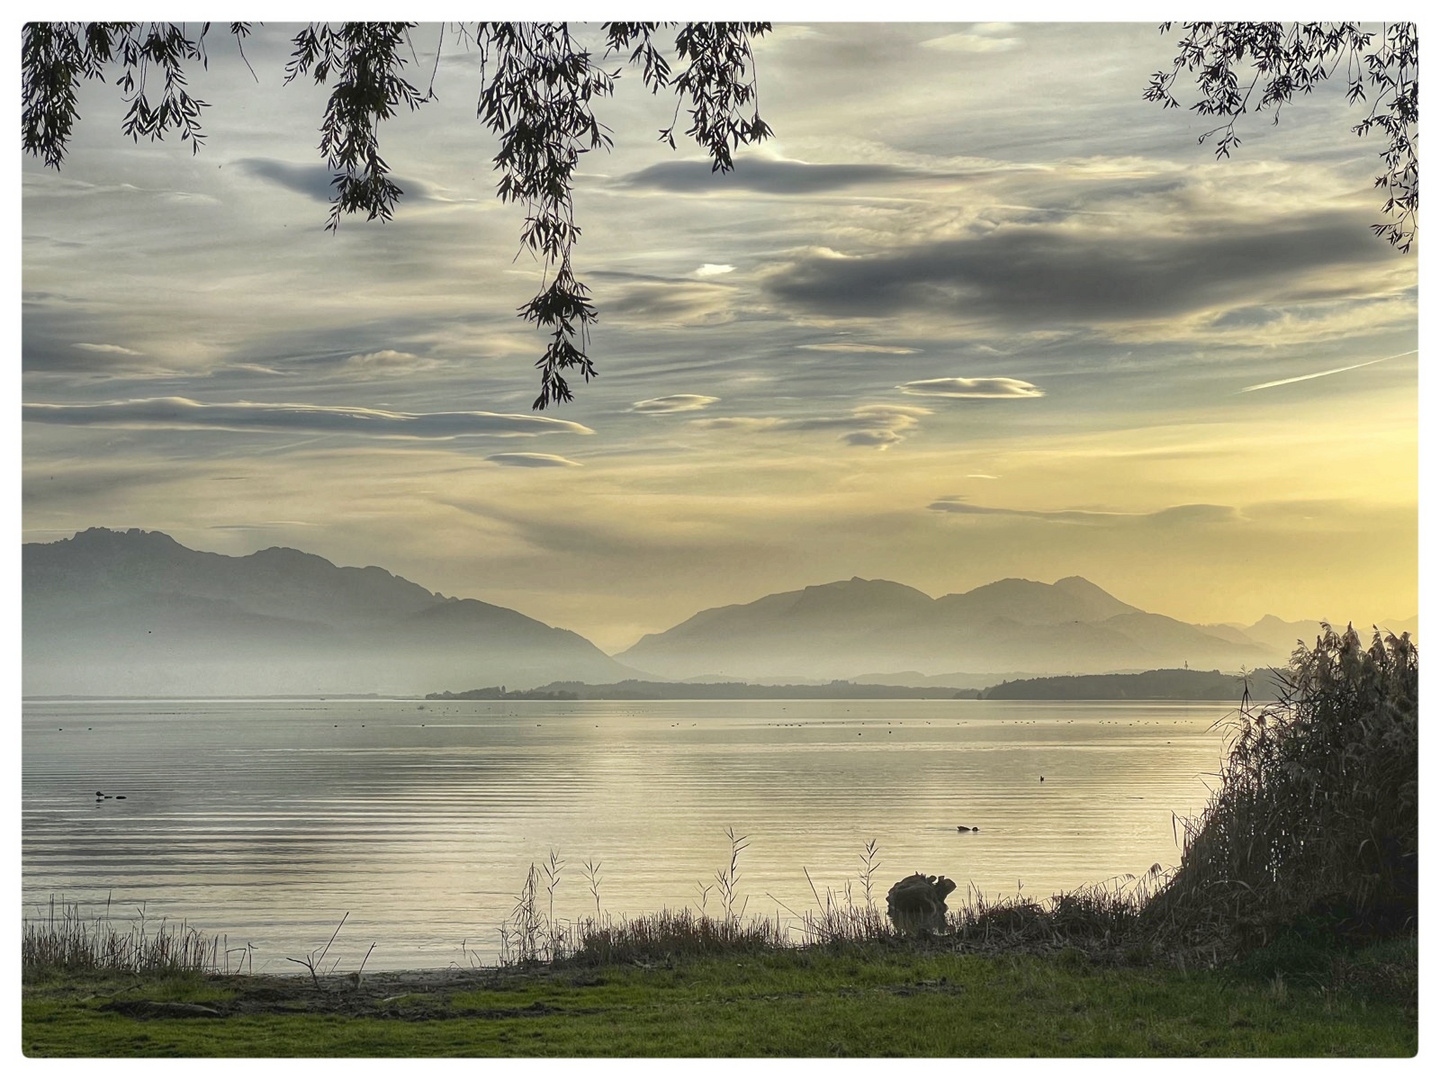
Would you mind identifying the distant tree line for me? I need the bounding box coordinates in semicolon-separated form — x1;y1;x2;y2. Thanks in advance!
979;668;1284;701
427;686;580;701
424;671;1291;702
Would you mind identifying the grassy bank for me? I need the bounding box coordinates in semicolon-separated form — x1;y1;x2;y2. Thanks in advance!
22;936;1417;1057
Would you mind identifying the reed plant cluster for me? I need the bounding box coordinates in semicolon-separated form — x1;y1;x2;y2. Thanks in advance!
1146;624;1418;948
22;895;252;977
491;830;1168;971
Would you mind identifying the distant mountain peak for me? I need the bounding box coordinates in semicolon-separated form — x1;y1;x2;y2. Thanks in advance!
619;569;1270;681
1049;575;1140;617
807;576;928;595
69;525;185;548
24;527;635;695
249;545;338;570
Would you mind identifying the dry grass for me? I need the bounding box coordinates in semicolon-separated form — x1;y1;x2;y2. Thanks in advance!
490;830;1179;971
22;895;252;976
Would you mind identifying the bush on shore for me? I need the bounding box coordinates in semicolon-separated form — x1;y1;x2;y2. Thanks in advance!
1145;624;1418;950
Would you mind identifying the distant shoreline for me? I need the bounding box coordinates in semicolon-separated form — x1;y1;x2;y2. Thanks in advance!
425;668;1273;702
25;668;1275;704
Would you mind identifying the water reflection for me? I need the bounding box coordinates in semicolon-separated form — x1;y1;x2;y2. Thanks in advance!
23;698;1230;970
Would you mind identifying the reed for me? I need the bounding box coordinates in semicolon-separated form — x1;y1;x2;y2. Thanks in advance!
569;907;791;966
497;833;1176;970
21;895;252;976
1145;625;1418;950
941;872;1166;959
285;912;375;988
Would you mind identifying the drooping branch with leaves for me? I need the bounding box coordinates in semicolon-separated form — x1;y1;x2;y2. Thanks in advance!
20;20;773;408
1146;21;1419;252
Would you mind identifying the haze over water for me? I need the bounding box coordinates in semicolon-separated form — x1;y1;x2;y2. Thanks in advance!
24;698;1232;971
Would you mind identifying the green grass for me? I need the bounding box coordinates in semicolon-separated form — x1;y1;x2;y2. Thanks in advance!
22;943;1416;1057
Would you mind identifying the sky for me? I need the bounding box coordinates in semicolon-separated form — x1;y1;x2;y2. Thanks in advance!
19;19;1420;653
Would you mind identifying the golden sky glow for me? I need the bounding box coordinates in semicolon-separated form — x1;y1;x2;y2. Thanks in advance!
20;22;1419;652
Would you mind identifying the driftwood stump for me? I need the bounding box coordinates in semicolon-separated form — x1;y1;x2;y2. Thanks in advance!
886;872;957;936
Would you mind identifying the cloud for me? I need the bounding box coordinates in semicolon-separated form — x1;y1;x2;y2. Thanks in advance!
693;403;930;450
899;377;1044;399
23;398;593;439
632;395;720;414
797;343;919;355
71;342;143;356
342;349;444;376
1238;350;1416;393
619;157;974;195
1147;504;1243;526
236;158;431;203
765;213;1396;328
844;429;905;447
919;27;1021;53
486;452;582;468
602;281;737;326
928;497;1239;526
694;264;735;278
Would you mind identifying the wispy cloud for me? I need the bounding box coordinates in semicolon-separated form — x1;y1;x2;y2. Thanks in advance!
632;395;720;414
899;377;1044;399
237;158;432;203
798;342;919;355
71;342;143;356
486;452;582;468
341;349;445;376
919;25;1020;53
929;497;1238;526
1238;350;1417;393
618;157;971;195
603;281;736;326
23;398;593;439
694;403;931;449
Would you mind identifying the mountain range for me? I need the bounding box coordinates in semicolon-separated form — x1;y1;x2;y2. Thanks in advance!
23;528;636;696
23;528;1412;696
618;575;1286;681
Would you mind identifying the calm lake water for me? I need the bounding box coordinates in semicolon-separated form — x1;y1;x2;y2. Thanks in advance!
22;698;1235;971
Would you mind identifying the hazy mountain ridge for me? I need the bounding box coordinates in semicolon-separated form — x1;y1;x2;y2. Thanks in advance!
24;528;635;696
25;527;447;626
618;575;1288;681
26;528;1400;696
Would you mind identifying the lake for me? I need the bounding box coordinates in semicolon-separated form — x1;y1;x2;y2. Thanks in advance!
22;698;1235;971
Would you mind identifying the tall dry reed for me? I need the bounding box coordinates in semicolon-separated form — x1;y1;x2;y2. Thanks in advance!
22;895;251;976
1146;624;1418;947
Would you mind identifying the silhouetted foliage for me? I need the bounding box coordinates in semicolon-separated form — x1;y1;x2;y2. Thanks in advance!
1146;22;1419;252
20;21;773;409
1147;624;1418;948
